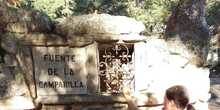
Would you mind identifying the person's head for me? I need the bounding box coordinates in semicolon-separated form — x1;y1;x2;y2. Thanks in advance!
163;85;195;110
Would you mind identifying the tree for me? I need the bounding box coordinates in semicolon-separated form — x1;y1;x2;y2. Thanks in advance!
17;0;179;35
206;0;220;34
126;0;178;34
165;0;210;67
73;0;127;15
20;0;75;19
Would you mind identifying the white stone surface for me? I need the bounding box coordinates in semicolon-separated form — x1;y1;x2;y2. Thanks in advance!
56;14;146;36
0;96;35;109
134;39;210;110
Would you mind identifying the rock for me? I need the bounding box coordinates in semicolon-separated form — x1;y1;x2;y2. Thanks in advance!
55;14;145;37
209;64;220;78
0;66;28;98
0;3;20;23
165;0;210;67
3;54;17;66
0;3;52;33
207;33;220;65
6;21;28;33
209;101;220;110
1;33;18;54
16;46;36;98
27;11;52;33
209;77;220;110
134;39;210;110
210;84;220;98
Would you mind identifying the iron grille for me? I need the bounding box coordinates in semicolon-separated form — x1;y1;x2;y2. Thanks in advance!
98;43;134;93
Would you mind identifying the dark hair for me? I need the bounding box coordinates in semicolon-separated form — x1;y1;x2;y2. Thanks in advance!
165;85;195;110
186;103;195;110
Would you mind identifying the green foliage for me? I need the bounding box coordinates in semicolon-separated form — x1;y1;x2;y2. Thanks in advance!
74;0;100;14
18;0;180;35
20;0;75;19
14;0;220;36
101;0;127;15
74;0;179;34
126;0;178;34
20;0;33;9
73;0;127;15
206;1;220;26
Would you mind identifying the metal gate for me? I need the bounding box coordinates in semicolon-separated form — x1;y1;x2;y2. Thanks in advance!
98;43;134;93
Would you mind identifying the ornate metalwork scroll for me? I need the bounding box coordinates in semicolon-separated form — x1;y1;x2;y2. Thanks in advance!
99;43;134;93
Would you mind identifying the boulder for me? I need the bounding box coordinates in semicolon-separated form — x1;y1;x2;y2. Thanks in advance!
55;14;145;38
165;0;210;67
6;21;28;33
0;66;28;99
3;54;17;66
0;3;52;33
210;84;220;99
134;38;210;110
1;33;18;54
26;11;52;33
0;3;20;23
207;33;219;65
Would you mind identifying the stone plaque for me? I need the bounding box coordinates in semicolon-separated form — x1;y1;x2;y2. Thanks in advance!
32;47;88;95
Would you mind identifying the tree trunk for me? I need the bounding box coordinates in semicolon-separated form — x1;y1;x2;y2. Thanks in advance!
165;0;210;67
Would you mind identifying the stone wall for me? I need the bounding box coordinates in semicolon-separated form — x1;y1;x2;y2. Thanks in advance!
0;34;132;109
0;4;146;109
0;33;132;109
0;3;212;110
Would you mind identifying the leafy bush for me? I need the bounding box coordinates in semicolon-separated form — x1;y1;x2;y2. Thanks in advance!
206;1;220;28
126;0;178;35
73;0;127;15
73;0;179;34
18;0;179;35
20;0;75;19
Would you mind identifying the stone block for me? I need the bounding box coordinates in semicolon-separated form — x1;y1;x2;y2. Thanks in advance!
6;22;28;33
3;54;17;66
32;43;98;96
0;66;28;98
55;14;145;38
1;34;18;54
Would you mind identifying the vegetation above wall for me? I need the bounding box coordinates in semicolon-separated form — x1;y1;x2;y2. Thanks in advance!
0;0;219;66
17;0;178;35
14;0;218;36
